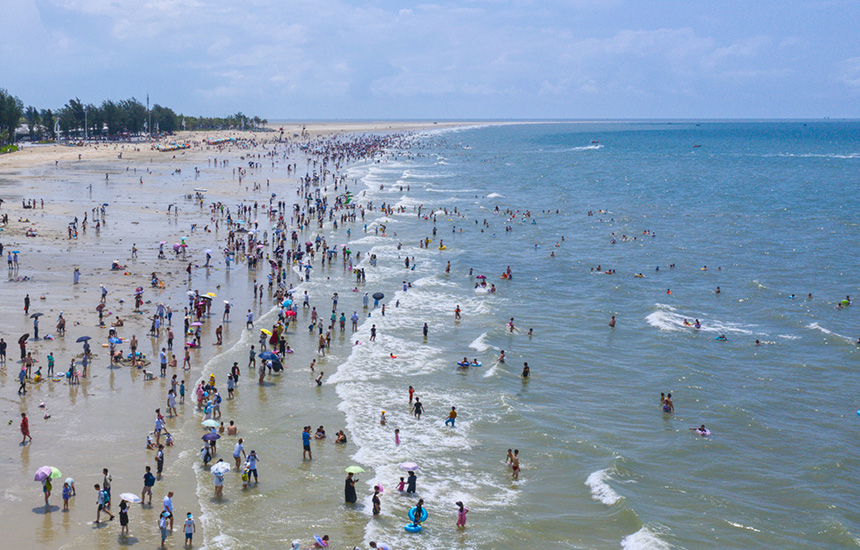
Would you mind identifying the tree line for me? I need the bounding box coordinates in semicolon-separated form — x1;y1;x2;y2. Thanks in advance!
0;88;267;145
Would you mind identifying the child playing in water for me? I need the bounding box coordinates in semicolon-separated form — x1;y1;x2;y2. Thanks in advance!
397;477;406;492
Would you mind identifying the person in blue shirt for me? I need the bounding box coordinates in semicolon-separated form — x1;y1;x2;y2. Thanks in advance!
302;426;312;460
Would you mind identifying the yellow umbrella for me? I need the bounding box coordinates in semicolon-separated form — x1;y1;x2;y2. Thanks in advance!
205;292;217;298
260;329;272;336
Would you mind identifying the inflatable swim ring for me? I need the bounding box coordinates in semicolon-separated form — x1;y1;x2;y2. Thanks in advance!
457;361;470;367
469;362;482;367
695;428;711;437
409;506;429;523
841;300;850;306
404;523;422;533
438;246;447;250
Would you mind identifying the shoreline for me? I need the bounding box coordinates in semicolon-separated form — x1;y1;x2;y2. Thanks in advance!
0;122;453;549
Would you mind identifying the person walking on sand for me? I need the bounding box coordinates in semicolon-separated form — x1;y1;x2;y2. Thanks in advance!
20;412;32;444
94;483;114;523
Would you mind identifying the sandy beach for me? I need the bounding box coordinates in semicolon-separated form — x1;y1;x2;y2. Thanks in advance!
0;121;463;549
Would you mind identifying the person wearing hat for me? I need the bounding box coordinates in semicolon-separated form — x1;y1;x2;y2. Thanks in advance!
183;512;196;546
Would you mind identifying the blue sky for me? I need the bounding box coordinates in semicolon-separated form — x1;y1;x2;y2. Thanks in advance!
2;0;859;119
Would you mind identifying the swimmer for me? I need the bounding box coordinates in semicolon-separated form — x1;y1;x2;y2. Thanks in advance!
662;393;674;413
380;411;386;425
609;315;616;328
521;363;530;378
498;350;505;363
716;334;727;341
694;319;701;329
691;424;711;437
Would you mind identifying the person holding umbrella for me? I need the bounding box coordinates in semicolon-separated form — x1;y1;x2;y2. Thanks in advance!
344;472;358;503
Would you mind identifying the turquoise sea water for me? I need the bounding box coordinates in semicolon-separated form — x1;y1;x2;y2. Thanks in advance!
194;121;860;550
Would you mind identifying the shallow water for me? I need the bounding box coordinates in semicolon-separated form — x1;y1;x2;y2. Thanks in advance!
194;121;859;550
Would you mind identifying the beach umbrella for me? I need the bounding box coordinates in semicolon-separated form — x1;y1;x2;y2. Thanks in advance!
29;312;44;318
201;419;220;428
258;351;279;361
190;322;203;327
476;275;486;279
399;462;419;471
204;249;213;255
205;292;217;298
211;462;231;476
119;493;142;503
260;329;272;336
12;250;20;254
19;334;29;344
34;466;62;482
202;433;221;442
282;299;292;307
269;357;283;372
173;243;180;250
75;336;92;343
284;310;296;317
108;337;122;344
96;303;105;312
159;241;166;245
314;536;326;547
372;292;384;300
345;465;365;474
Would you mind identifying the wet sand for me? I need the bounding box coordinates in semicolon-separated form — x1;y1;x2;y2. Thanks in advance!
0;122;458;549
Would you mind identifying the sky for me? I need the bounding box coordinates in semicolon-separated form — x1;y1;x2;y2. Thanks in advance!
2;0;859;120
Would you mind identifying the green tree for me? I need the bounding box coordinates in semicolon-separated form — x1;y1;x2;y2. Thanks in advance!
151;104;178;134
119;98;146;134
100;100;121;136
24;106;40;141
0;88;24;145
40;109;56;140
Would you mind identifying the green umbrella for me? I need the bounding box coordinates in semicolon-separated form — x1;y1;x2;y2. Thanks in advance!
345;465;365;474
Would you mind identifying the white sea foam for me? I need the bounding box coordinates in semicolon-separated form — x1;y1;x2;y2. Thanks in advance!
646;304;759;335
807;322;853;342
725;520;761;532
621;526;672;550
487;192;503;198
469;332;491;352
585;468;622;506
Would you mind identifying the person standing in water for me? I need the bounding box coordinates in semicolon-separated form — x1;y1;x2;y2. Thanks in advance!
344;472;357;503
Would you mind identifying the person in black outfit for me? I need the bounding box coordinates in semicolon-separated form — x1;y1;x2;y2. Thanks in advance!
345;472;357;503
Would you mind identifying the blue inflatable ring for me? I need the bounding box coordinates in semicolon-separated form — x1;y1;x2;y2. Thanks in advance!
408;506;429;522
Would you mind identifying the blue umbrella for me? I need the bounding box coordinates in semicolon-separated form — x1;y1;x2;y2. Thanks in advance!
108;337;122;344
258;351;279;361
76;336;92;343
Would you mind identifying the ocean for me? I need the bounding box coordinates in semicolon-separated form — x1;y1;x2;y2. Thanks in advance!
188;121;860;550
